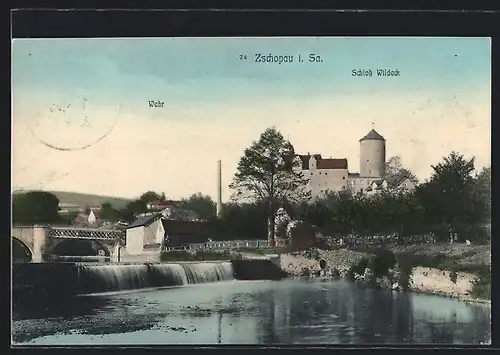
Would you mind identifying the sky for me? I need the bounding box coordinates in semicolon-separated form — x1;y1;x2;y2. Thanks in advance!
12;37;491;201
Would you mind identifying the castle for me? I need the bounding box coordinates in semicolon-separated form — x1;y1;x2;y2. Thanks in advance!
294;129;396;198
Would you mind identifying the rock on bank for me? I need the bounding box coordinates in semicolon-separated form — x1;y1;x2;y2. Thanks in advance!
280;248;371;276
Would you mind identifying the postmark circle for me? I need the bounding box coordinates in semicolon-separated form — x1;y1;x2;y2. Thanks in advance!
29;96;120;152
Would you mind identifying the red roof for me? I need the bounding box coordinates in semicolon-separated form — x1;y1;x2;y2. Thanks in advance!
317;158;348;170
298;155;348;170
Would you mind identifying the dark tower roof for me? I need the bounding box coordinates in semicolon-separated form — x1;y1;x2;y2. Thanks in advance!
359;129;386;142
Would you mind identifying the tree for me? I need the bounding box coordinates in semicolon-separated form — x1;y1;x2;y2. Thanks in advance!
12;191;60;225
473;166;491;222
59;211;79;226
300;200;332;230
210;202;268;240
179;193;216;220
385;156;419;185
119;199;148;222
229;127;310;246
418;151;476;241
100;202;120;222
139;191;162;203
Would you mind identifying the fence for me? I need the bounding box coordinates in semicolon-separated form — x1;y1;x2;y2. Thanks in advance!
181;239;270;251
321;234;436;248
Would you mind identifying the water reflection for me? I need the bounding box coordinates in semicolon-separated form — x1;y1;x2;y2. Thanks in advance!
12;279;490;345
13;295;113;321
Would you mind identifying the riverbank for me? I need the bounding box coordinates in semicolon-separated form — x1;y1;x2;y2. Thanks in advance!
409;266;491;305
278;244;491;305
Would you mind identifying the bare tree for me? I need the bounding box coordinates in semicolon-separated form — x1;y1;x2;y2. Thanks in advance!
385;156;419;185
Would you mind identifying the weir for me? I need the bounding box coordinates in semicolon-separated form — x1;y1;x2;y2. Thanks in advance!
78;262;235;294
12;259;285;298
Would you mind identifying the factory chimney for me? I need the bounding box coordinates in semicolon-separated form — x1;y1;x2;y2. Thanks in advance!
216;160;223;217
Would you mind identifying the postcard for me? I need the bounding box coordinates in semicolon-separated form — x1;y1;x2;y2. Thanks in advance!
11;36;491;346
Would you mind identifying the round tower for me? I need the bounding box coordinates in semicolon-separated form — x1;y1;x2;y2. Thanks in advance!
359;129;386;178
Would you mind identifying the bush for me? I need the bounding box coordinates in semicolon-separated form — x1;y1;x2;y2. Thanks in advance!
395;254;415;290
371;249;397;278
160;250;192;262
301;267;311;277
470;269;491;300
346;249;397;281
350;257;370;276
303;248;321;260
394;251;475;273
462;250;476;258
231;253;243;260
235;247;264;255
432;253;447;265
449;270;458;284
160;250;240;262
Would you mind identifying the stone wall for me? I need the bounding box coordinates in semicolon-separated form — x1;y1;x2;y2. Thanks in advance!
231;259;288;280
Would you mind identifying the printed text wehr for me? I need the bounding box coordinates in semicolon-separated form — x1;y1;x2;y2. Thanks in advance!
148;100;165;108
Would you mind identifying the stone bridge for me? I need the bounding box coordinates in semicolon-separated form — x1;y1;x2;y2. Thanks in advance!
12;226;124;262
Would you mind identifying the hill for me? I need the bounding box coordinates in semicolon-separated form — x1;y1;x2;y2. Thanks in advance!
13;190;133;209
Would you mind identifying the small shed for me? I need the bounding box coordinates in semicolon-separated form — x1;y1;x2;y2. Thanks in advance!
290;224;320;251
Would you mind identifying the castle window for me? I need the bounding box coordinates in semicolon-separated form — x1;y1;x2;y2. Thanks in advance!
343;176;345;179
325;172;328;175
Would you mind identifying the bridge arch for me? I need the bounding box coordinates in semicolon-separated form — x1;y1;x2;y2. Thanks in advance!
12;237;33;262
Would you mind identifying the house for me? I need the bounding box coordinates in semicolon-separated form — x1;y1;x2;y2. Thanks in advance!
146;200;181;210
295;154;350;197
74;213;89;226
162;219;210;248
58;202;84;215
125;213;165;255
160;207;200;221
365;176;416;196
73;207;101;226
88;208;100;224
365;179;388;196
390;176;416;192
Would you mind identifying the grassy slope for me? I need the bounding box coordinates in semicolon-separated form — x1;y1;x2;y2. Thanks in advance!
13;190;134;209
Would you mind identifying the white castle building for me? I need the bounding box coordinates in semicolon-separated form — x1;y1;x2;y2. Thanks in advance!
293;129;415;199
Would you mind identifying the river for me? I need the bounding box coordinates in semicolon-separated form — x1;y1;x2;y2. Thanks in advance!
12;278;490;345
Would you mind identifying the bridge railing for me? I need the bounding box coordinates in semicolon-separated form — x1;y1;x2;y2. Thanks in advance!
48;227;124;240
182;240;270;251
